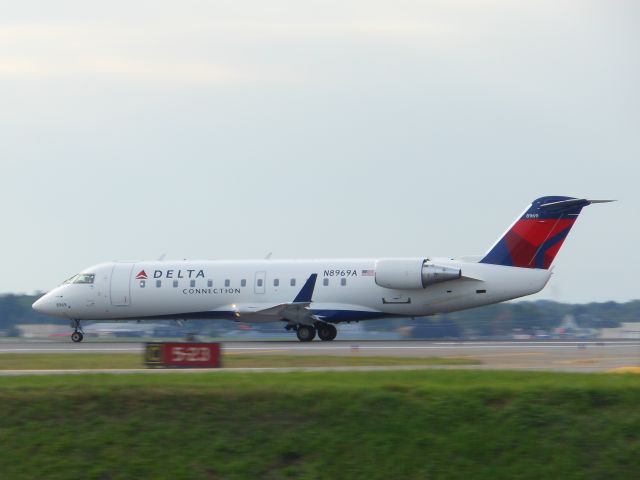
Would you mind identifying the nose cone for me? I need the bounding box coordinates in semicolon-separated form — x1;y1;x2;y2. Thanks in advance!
32;294;53;315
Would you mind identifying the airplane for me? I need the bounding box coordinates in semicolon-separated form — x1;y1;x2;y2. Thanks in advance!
33;196;612;342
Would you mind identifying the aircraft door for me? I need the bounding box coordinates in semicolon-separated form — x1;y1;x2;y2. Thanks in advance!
110;263;134;306
254;271;266;294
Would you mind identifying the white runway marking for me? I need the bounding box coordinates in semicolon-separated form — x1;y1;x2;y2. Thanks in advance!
0;348;142;353
0;341;638;354
223;344;640;351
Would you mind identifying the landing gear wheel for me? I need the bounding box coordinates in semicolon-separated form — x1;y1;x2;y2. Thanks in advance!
318;324;337;341
71;331;84;343
328;324;337;340
296;325;316;342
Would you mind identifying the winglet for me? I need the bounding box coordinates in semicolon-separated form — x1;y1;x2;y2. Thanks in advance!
293;274;318;303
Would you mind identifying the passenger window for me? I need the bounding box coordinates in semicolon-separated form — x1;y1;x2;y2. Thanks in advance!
207;280;213;288
290;278;296;287
323;278;329;286
173;280;178;288
241;279;247;287
156;280;162;288
190;280;196;288
257;279;263;287
274;279;279;287
341;278;347;286
140;280;146;288
225;279;230;287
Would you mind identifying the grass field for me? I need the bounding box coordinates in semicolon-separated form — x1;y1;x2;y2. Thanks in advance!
1;370;639;479
0;353;478;369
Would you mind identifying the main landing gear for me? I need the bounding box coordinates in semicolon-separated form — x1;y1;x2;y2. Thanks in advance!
293;323;337;342
317;323;337;341
70;319;84;343
296;324;316;342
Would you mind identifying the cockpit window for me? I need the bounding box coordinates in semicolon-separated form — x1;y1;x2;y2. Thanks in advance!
64;273;95;284
74;274;95;284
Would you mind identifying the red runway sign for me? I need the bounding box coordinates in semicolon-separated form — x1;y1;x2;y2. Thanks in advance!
145;342;221;368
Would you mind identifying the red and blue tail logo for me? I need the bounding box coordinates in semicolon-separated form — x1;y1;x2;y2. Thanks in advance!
480;196;605;269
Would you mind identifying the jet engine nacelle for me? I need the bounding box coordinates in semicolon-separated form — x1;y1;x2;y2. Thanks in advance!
374;258;461;290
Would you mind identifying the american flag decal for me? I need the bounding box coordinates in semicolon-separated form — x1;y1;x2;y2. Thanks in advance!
361;269;375;276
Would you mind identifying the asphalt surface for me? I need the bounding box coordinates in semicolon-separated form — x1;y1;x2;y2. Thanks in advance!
1;340;639;373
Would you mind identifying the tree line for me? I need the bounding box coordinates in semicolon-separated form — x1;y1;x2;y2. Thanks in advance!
0;294;638;338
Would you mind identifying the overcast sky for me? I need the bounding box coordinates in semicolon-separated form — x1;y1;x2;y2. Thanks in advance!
2;1;638;303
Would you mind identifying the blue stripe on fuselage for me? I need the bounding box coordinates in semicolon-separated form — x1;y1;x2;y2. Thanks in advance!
115;309;390;323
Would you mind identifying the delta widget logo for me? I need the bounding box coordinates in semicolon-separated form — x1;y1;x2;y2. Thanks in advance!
135;270;148;280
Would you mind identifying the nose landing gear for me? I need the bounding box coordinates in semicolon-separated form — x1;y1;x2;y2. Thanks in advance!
70;319;84;343
71;331;84;343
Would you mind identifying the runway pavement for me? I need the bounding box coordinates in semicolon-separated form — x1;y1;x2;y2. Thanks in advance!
1;340;639;372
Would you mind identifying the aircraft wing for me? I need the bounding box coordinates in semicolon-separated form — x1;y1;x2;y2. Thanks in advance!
234;303;317;325
230;274;319;325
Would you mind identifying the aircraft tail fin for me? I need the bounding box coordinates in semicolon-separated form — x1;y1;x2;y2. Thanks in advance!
480;196;613;269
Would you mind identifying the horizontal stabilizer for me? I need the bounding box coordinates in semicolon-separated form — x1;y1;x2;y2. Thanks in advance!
540;198;615;211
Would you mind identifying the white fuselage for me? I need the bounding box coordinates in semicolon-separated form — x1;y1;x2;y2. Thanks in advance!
33;257;552;323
